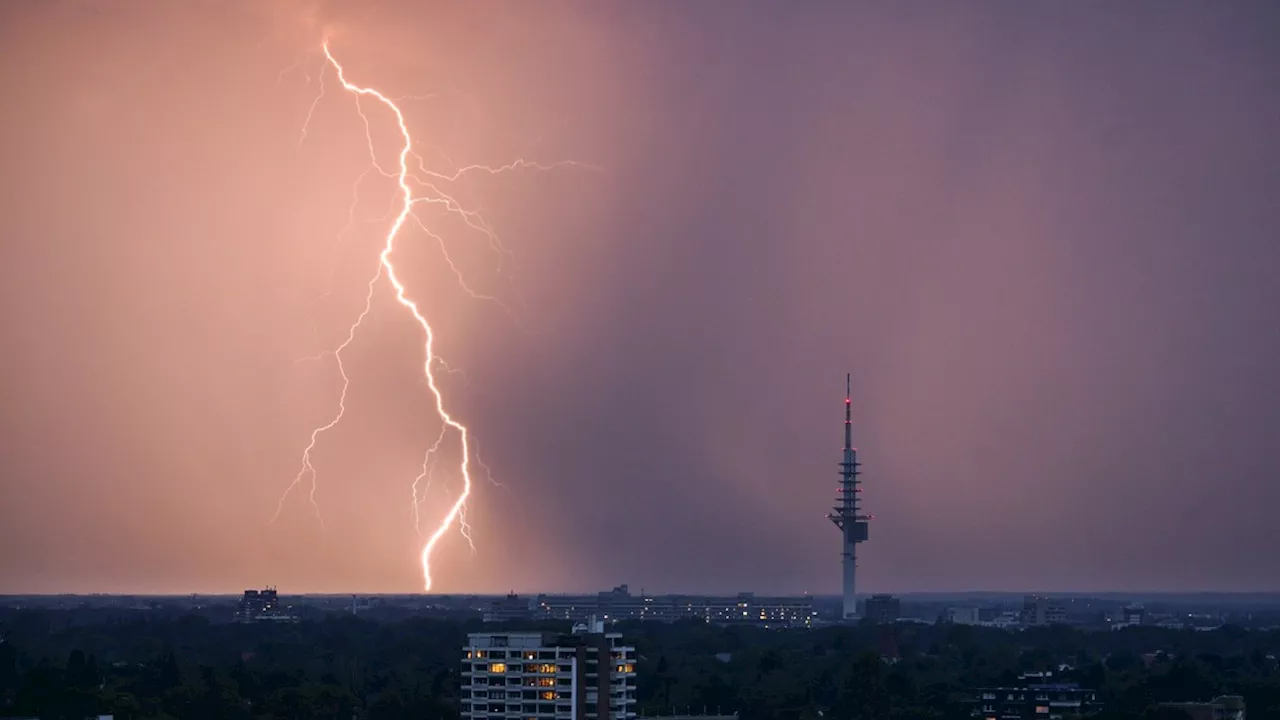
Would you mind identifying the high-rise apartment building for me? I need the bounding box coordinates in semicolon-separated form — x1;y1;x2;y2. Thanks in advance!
462;618;637;720
234;587;298;623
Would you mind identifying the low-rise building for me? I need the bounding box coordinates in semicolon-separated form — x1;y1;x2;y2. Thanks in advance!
1110;604;1146;629
1158;695;1246;720
863;594;901;623
970;673;1102;719
484;593;536;623
947;606;1018;627
537;585;812;627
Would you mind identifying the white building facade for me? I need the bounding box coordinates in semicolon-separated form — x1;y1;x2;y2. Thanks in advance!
462;618;637;720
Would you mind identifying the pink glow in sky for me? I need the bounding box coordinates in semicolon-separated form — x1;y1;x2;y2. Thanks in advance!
1;1;1278;594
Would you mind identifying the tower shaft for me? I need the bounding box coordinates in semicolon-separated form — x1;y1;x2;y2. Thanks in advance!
828;373;869;621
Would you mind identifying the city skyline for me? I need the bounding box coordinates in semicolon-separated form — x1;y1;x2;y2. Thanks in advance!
1;1;1279;595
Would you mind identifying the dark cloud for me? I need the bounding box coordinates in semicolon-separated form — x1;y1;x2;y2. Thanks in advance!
0;1;1277;594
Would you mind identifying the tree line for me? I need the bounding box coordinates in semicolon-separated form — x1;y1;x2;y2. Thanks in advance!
2;609;1279;719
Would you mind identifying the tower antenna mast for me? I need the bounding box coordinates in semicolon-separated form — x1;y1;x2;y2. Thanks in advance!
828;373;870;620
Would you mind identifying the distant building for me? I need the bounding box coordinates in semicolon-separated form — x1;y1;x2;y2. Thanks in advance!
1021;595;1067;626
235;587;299;623
1111;604;1146;629
461;617;636;720
947;606;1017;627
863;594;901;623
970;673;1102;719
1158;695;1246;720
537;585;812;627
484;593;535;623
237;587;278;619
1123;605;1145;624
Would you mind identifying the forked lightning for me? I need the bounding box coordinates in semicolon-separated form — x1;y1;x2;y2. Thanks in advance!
273;39;587;591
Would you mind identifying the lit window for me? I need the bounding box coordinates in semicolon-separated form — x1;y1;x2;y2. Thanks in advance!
490;663;507;673
541;691;556;701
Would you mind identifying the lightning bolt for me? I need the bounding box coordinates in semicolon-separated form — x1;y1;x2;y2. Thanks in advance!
411;426;448;537
297;60;325;145
274;38;591;592
322;40;473;592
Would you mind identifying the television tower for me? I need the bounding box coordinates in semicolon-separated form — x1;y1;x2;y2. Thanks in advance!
828;373;869;621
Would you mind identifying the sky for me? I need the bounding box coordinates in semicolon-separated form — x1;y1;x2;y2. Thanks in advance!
1;1;1278;596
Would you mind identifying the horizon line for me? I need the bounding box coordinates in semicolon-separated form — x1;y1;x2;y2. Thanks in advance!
4;588;1280;597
